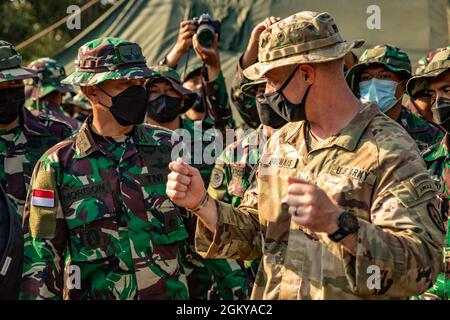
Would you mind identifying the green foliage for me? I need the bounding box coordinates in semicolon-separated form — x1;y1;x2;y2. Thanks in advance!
0;0;112;63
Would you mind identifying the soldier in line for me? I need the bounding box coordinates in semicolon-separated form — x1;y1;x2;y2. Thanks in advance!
407;48;450;300
146;65;251;300
0;41;73;219
26;57;80;131
166;11;445;300
346;44;443;152
20;37;190;300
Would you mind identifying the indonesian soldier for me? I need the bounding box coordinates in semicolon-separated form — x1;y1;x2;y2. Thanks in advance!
26;57;80;131
407;47;449;123
20;37;190;300
0;40;73;218
166;11;445;300
346;44;443;152
161;19;234;132
407;47;450;300
146;65;251;300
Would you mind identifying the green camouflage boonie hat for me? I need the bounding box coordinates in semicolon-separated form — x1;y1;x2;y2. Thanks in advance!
27;57;75;99
146;64;197;113
243;11;364;80
241;80;266;98
0;40;36;83
407;47;450;99
414;48;447;76
345;44;412;95
62;37;152;86
182;62;204;82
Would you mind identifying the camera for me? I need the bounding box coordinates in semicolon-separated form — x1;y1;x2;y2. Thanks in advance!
192;13;221;48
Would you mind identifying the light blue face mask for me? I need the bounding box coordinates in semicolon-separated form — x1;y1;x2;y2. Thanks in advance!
359;79;400;113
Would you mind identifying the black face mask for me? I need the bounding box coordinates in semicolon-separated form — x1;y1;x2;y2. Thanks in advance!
256;64;312;122
431;96;450;133
97;85;147;126
0;87;24;125
191;89;204;112
147;94;182;123
255;98;288;129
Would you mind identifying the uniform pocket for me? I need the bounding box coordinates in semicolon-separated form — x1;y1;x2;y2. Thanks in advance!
60;182;121;262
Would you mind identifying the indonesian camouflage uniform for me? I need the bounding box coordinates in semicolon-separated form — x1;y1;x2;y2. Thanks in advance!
196;102;445;299
398;106;443;152
29;100;80;132
20;37;189;300
20;120;189;299
0;108;73;219
0;41;73;218
407;47;450;300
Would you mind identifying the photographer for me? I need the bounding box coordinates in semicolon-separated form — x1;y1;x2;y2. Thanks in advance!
162;17;234;132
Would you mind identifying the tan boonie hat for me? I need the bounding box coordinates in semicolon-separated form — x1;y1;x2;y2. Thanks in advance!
407;47;450;99
243;11;364;80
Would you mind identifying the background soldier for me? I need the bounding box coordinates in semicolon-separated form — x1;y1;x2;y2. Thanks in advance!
167;11;444;300
26;57;80;131
407;48;450;300
146;65;251;300
0;40;73;219
21;37;190;300
346;44;443;151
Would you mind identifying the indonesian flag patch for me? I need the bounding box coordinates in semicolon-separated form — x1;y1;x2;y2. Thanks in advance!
31;189;55;208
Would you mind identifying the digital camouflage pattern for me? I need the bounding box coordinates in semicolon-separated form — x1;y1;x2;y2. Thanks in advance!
26;57;75;99
0;108;74;218
196;102;445;299
230;58;261;129
346;44;412;96
61;37;153;87
20;121;190;300
398;107;443;152
243;11;364;80
0;40;36;83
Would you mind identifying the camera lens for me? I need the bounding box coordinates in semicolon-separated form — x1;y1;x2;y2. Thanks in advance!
197;23;215;48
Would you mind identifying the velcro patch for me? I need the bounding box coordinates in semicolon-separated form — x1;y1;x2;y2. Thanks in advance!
210;168;224;189
31;189;55;208
260;154;298;168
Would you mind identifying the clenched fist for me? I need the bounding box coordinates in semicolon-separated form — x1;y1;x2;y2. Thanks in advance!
282;176;340;234
166;158;206;210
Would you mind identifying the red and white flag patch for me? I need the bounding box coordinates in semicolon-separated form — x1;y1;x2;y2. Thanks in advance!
31;189;55;208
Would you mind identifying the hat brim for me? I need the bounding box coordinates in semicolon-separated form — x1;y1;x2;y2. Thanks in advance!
0;67;36;83
241;80;266;98
61;66;154;86
147;76;197;113
32;83;76;99
407;67;449;99
243;40;365;81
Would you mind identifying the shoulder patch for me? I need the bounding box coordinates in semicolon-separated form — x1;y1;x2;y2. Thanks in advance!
389;172;438;208
210;168;224;189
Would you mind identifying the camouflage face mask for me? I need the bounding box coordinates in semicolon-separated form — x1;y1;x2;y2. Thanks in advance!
431;96;450;132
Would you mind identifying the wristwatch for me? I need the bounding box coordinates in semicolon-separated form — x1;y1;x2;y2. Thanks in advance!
328;211;359;242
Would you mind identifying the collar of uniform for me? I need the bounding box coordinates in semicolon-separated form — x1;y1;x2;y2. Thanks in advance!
74;121;160;159
285;102;379;152
21;107;53;137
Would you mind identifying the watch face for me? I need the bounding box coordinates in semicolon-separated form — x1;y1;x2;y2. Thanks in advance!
340;211;359;233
